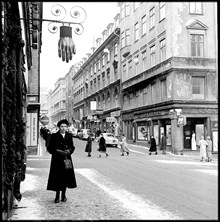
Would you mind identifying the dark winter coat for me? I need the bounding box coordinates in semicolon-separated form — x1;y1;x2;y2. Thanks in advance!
160;135;167;151
85;136;92;153
47;131;77;191
149;137;157;152
98;136;106;152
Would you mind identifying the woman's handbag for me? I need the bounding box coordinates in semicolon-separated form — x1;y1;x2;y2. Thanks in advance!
64;157;72;169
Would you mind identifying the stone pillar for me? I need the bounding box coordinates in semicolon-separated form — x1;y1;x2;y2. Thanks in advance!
171;116;184;154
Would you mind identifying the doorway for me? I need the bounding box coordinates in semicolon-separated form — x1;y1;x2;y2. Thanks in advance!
183;118;205;149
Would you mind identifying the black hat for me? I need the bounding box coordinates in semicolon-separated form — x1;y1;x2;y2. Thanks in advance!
57;119;69;127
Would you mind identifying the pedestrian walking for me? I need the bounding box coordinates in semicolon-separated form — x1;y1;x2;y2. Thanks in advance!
97;133;108;158
160;133;167;154
198;136;208;162
149;135;157;155
47;119;77;203
206;136;212;162
191;132;197;150
120;134;130;156
85;134;92;157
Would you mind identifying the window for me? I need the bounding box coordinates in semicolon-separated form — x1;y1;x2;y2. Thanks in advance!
151;83;156;102
142;50;147;70
192;77;205;99
90;81;93;90
123;64;127;80
102;54;105;67
128;60;132;78
98;59;101;70
134;22;139;42
134;2;140;11
159;2;165;21
107;50;110;62
149;7;155;30
125;3;130;16
114;43;118;56
94;79;96;88
141;15;147;36
97;75;100;87
134;56;139;75
160;39;166;61
120;3;125;19
189;2;202;14
107;91;111;102
94;63;97;73
123;94;127;101
150;45;156;67
121;31;125;48
190;34;204;57
161;78;167;100
102;72;105;85
125;29;131;45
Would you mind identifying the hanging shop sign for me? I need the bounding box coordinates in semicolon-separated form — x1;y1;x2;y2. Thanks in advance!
177;115;186;126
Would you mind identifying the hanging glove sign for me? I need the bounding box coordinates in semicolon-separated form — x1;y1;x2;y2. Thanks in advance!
58;26;76;63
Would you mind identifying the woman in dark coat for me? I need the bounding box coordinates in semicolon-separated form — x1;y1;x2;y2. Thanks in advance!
85;135;92;157
149;135;157;155
160;133;167;154
47;119;77;203
98;134;108;158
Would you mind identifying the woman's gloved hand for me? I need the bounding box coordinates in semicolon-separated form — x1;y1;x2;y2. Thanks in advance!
56;149;67;156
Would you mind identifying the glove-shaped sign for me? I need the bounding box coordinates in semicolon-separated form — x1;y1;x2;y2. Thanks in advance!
58;26;76;63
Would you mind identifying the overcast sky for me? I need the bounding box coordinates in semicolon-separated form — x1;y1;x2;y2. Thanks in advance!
40;2;119;91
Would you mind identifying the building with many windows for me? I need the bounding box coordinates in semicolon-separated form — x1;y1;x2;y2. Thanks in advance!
119;2;218;153
72;13;121;135
65;2;218;153
47;78;66;125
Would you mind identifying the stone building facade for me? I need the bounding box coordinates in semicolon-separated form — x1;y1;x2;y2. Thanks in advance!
119;2;218;153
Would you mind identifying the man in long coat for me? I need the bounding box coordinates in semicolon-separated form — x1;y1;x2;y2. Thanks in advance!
47;119;77;203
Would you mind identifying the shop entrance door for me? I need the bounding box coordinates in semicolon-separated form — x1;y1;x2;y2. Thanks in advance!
183;125;192;149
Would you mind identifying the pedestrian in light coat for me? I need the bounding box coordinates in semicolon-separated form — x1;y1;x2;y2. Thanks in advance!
206;136;212;162
160;133;167;154
149;135;157;155
120;134;130;156
47;119;77;203
198;136;208;162
85;134;92;157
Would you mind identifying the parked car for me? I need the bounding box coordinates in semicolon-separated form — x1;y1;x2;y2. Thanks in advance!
78;129;95;140
68;127;78;137
99;133;119;147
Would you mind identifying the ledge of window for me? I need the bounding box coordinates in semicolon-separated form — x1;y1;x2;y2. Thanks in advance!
159;18;166;23
149;27;155;32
